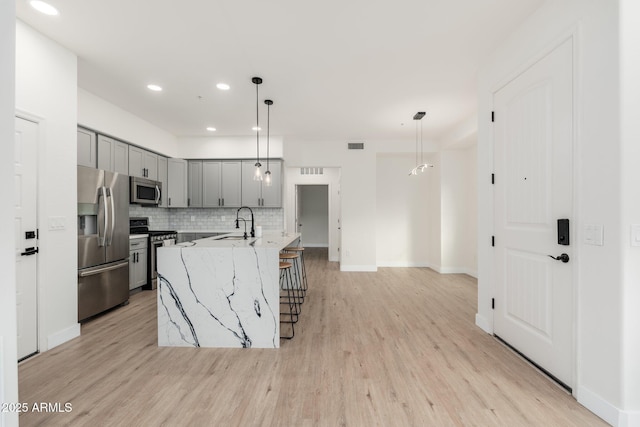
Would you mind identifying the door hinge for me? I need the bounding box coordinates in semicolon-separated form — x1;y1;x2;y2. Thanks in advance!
491;173;495;184
492;298;495;309
491;236;495;247
491;111;495;122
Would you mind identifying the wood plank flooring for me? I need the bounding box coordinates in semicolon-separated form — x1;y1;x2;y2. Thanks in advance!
18;248;607;426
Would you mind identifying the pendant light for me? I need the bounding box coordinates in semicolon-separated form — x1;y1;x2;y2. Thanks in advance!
264;99;273;186
252;77;263;181
409;111;434;175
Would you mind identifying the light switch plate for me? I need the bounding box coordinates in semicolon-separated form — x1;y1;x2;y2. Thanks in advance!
584;224;604;246
48;216;66;231
632;224;640;247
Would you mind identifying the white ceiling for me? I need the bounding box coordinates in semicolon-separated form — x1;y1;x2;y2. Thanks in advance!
16;0;543;143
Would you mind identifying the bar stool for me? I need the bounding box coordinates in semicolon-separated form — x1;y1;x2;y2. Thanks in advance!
279;252;304;306
283;246;307;296
279;261;296;339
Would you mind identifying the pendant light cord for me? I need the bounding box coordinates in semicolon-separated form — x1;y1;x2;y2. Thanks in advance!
266;102;270;171
255;82;260;164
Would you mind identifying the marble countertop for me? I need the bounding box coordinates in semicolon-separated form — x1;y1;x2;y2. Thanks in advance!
173;232;301;249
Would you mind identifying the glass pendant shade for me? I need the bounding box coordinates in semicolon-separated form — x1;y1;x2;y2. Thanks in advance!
264;170;272;186
254;162;263;181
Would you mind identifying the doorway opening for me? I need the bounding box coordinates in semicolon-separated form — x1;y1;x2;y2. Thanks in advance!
295;185;329;249
284;166;341;263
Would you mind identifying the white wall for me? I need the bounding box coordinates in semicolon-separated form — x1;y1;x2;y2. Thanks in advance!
440;147;477;276
78;88;178;157
620;0;640;419
376;153;433;267
177;135;283;160
284;137;440;271
284;167;341;262
1;3;18;426
16;21;80;351
477;1;632;424
298;185;329;247
284;139;377;270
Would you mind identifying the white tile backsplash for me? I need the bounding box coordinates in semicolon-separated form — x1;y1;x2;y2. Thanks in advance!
128;205;284;232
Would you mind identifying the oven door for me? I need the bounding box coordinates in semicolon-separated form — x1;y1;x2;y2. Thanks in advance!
148;238;175;290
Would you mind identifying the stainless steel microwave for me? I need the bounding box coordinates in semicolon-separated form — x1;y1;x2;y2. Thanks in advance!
130;176;161;206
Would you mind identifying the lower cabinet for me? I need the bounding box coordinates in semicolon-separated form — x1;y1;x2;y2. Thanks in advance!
129;237;148;290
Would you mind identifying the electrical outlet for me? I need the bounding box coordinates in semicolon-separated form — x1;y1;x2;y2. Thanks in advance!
190;216;195;222
221;216;226;221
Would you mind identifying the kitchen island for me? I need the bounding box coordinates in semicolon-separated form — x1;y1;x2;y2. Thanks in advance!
156;232;300;348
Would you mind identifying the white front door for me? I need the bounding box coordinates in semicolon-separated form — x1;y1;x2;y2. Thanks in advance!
493;39;573;388
15;116;39;360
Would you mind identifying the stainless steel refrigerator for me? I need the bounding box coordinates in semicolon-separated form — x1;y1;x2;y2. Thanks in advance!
77;165;129;321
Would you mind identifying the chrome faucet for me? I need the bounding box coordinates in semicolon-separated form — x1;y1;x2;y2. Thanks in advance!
236;206;255;238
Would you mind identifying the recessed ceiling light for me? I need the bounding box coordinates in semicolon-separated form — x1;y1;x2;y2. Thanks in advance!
147;84;162;92
216;83;230;90
252;126;261;131
206;127;216;132
30;0;59;16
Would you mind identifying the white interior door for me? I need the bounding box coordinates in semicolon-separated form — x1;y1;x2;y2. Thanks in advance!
15;116;39;361
493;39;573;388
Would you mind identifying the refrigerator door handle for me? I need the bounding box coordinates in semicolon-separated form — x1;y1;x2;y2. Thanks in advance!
78;260;129;277
99;186;108;247
108;187;116;246
155;185;161;205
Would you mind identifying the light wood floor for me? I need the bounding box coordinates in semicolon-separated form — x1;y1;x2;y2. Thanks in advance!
19;249;607;426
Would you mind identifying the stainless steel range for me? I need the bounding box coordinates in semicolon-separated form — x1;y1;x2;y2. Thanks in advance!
130;217;177;290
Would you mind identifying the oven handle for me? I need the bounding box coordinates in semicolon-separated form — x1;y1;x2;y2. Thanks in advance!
78;260;129;277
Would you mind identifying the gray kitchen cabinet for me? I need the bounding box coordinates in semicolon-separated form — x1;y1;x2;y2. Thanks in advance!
201;161;241;207
188;160;203;207
221;161;242;207
77;127;97;168
167;158;188;207
241;160;282;207
97;134;129;174
129;237;147;290
202;161;221;207
157;156;168;208
129;146;158;179
261;160;282;207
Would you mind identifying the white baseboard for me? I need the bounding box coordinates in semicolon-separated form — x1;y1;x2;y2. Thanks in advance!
475;313;492;334
376;261;431;268
303;243;329;248
577;385;620;426
340;264;378;272
47;323;81;351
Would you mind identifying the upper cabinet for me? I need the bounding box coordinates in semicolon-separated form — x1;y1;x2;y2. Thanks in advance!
188;160;242;208
97;134;128;174
129;146;158;180
77;127;97;168
167;158;188;208
241;160;282;207
188;160;203;207
157;156;168;208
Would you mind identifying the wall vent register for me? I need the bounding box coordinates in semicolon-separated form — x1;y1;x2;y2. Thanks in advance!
300;167;324;175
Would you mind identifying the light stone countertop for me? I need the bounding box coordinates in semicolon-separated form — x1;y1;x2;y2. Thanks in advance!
172;232;301;249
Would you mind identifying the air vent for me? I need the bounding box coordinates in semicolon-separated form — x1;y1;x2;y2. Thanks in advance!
300;167;324;175
347;142;365;150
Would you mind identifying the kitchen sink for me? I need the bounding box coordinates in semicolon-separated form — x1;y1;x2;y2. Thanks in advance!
215;235;249;240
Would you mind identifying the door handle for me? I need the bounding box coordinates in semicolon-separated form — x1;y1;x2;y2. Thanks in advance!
21;247;39;256
548;253;570;263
